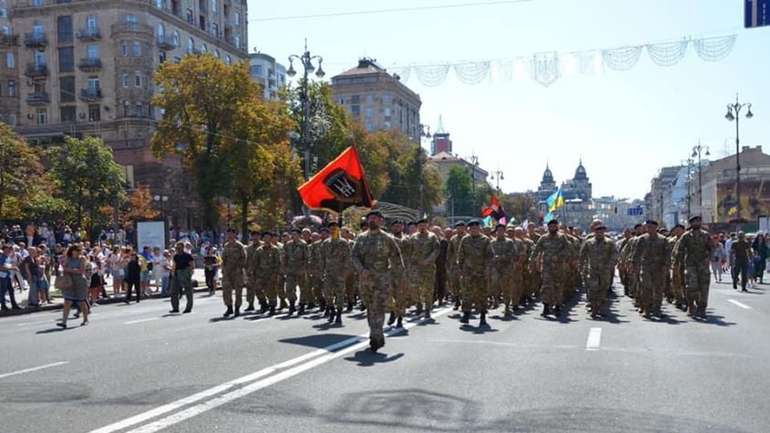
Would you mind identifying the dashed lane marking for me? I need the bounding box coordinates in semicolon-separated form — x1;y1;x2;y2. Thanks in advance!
585;327;602;351
728;299;751;310
0;361;69;379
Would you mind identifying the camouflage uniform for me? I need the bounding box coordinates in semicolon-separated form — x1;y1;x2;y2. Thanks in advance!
670;237;686;306
457;233;492;314
308;240;324;305
447;233;465;305
520;237;535;301
282;239;309;307
320;236;351;311
579;236;617;316
409;231;440;312
256;242;282;310
389;233;411;317
245;241;266;310
352;229;404;348
530;232;574;308
488;236;517;313
632;233;669;315
664;236;678;303
221;240;246;311
676;228;712;317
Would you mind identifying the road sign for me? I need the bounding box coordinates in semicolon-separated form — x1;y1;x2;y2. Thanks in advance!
745;0;769;28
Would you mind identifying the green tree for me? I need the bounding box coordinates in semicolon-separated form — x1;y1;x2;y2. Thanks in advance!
152;54;257;229
380;137;443;213
48;136;126;236
445;166;475;217
123;184;160;223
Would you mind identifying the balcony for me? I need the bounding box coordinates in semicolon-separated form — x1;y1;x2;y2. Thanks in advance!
26;92;50;106
0;33;19;46
80;88;103;102
76;28;101;41
156;35;176;51
78;57;102;72
110;22;153;38
24;32;48;48
24;63;48;78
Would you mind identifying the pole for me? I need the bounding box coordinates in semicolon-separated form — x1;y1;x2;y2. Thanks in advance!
735;111;741;223
698;150;703;208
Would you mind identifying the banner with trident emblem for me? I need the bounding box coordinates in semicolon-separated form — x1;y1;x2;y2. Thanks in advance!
298;146;374;212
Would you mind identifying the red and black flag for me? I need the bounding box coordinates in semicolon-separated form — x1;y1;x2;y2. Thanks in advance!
298;146;374;212
481;195;508;225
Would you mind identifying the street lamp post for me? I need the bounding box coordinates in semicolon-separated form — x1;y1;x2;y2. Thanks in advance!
691;141;710;209
153;194;169;241
287;40;325;185
725;94;754;223
492;170;504;193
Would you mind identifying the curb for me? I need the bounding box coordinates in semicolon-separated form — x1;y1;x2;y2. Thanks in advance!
0;281;211;318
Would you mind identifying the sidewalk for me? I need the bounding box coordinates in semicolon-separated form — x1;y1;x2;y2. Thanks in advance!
0;269;212;318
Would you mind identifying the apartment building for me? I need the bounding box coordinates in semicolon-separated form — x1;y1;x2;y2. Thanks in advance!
249;52;287;100
3;0;248;195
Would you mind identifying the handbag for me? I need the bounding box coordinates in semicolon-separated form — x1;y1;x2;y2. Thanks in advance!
55;273;72;291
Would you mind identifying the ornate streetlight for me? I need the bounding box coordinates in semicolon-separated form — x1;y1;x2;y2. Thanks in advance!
287;40;325;182
725;94;753;222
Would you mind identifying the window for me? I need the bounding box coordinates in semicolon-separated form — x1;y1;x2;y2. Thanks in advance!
87;77;100;91
88;104;100;122
251;64;263;76
58;47;73;72
86;15;98;33
135;103;143;117
159;51;166;63
131;41;141;56
186;9;193;24
34;50;46;67
155;0;164;8
225;55;231;65
234;12;240;26
134;71;141;87
121;73;129;87
187;37;193;54
212;23;218;37
32;22;44;37
36;108;47;125
125;14;138;24
33;0;43;6
0;8;6;18
157;23;165;41
210;0;217;13
121;41;128;56
7;80;15;97
123;100;130;117
172;31;180;47
5;52;13;68
234;35;240;48
33;81;45;95
57;15;73;43
60;76;75;102
60;106;76;122
1;26;9;35
86;44;99;59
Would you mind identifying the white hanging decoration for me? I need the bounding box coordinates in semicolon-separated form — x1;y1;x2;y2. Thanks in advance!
492;60;513;83
560;53;578;77
576;50;598;75
530;52;560;87
602;46;642;71
646;39;689;67
390;66;412;82
453;61;490;85
694;34;736;62
414;64;450;87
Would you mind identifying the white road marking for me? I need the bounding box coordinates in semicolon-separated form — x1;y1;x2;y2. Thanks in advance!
0;361;69;379
90;307;453;433
124;318;161;325
585;327;602;351
728;299;751;310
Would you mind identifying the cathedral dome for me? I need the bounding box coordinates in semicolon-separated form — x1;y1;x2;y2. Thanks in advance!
574;160;588;180
542;164;554;183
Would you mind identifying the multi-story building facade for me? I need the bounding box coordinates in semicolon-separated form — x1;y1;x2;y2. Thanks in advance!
3;0;248;225
331;58;422;142
248;52;286;100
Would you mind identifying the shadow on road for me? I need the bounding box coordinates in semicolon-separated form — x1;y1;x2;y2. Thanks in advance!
279;333;360;349
343;349;404;366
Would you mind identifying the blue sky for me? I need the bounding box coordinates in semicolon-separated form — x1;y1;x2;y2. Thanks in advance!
247;0;770;200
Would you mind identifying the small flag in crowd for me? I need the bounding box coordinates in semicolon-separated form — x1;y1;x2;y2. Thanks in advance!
546;187;565;212
481;195;508;225
298;146;374;212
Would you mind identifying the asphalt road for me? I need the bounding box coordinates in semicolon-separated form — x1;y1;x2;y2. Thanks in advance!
1;277;768;433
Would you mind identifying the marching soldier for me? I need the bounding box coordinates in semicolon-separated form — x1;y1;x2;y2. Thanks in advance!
352;210;405;352
579;222;617;319
282;229;309;315
457;219;492;326
220;228;246;318
631;220;669;318
488;224;517;318
675;216;713;319
666;224;686;308
320;221;351;325
446;221;467;310
387;220;410;328
514;226;535;305
530;219;574;318
257;232;282;315
244;231;267;312
307;230;324;311
409;218;440;318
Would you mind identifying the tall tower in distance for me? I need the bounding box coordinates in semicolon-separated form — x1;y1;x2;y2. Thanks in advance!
430;115;452;155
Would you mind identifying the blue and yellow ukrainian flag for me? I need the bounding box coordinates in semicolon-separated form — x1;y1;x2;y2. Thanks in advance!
546;187;565;212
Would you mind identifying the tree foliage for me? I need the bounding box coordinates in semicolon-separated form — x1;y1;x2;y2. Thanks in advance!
124;184;160;223
445;166;476;217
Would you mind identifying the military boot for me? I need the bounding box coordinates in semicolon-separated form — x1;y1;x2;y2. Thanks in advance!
415;303;423;315
288;303;296;316
223;306;233;318
327;307;336;323
234;307;240;318
504;306;512;319
298;304;305;315
334;311;342;325
244;303;254;312
460;311;470;324
479;312;488;327
269;305;275;316
280;299;287;309
424;308;431;319
453;298;461;310
387;312;397;326
260;303;269;314
541;303;550;317
396;315;403;328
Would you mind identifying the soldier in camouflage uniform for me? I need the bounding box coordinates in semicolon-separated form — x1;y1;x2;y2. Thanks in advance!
272;234;287;310
675;216;713;319
579;222;617;319
530;219;574;318
616;229;634;295
446;221;466;310
282;229;309;316
342;227;359;312
621;223;644;301
220;228;246;318
257;232;282;315
665;224;685;306
562;226;582;302
409;218;440;318
526;224;542;299
514;226;535;305
352;210;404;352
306;230;324;311
320;221;350;325
387;220;410;328
245;231;267;313
631;220;669;318
457;219;492;326
488;224;517;318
